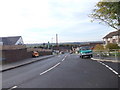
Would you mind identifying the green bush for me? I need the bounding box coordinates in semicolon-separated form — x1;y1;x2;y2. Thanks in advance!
93;44;105;51
106;43;120;49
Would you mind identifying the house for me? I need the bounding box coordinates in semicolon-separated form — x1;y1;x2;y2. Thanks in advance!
0;36;24;45
103;29;120;46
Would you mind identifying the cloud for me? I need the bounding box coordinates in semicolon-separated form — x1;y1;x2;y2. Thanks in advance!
0;0;112;43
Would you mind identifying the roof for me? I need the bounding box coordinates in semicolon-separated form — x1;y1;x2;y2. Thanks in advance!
103;29;120;39
0;36;21;45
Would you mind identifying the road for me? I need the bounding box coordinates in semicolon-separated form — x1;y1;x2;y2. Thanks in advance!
2;53;119;89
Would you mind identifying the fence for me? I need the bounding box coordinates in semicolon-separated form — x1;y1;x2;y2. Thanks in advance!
93;49;120;61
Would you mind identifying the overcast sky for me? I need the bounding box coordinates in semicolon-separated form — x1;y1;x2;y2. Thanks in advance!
0;0;116;44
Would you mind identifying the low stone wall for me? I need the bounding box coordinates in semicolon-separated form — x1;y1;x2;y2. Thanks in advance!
1;45;26;50
27;48;52;52
2;48;32;64
1;45;52;64
39;51;52;56
2;47;52;64
27;47;52;56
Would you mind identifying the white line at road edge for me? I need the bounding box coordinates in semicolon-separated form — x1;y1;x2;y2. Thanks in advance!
8;86;18;90
97;61;120;77
40;62;61;75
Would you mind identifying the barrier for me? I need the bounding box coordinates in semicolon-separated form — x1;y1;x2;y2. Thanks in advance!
93;49;120;60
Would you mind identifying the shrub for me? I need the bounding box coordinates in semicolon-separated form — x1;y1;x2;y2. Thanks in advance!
93;44;105;51
106;43;120;50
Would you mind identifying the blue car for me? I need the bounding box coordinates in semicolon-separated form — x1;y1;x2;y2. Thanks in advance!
79;46;93;58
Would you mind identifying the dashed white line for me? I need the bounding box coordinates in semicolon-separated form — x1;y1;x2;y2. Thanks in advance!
8;86;18;90
40;62;61;75
98;61;119;77
40;55;68;75
62;55;68;61
62;58;65;61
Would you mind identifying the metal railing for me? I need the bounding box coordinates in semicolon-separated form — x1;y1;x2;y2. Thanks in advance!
93;49;120;61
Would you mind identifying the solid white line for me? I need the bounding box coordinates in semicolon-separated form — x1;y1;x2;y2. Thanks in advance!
98;61;119;76
8;86;18;90
40;62;60;75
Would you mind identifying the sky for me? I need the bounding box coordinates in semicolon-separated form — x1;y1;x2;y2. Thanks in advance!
0;0;116;44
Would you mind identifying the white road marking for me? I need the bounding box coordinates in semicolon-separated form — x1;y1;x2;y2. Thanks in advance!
62;58;65;61
62;55;68;61
8;86;18;90
98;61;119;77
40;62;61;75
40;55;68;75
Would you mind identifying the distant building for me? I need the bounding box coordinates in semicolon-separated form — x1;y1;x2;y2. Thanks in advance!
0;36;24;45
103;29;120;46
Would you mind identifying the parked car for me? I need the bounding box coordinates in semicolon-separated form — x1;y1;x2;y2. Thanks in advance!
79;46;93;58
32;51;39;57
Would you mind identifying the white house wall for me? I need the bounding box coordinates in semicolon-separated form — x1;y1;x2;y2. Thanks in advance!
15;37;24;45
0;42;3;45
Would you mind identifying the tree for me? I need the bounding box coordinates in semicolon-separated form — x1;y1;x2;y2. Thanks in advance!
93;44;105;51
106;43;120;49
89;1;120;29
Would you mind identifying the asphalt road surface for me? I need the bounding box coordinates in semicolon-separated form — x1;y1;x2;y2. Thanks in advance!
2;53;119;89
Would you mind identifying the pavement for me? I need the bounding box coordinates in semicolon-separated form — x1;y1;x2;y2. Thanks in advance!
0;55;55;72
91;57;120;63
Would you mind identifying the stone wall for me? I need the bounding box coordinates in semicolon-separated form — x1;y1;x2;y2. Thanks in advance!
2;48;32;64
1;45;52;64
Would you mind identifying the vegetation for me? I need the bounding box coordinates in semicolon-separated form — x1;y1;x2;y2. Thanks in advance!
93;44;105;51
105;43;120;49
89;1;120;29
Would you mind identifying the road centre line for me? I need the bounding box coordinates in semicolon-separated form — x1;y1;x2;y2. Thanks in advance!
97;61;119;77
62;55;68;61
40;55;68;76
62;58;65;61
8;86;18;90
40;62;61;75
7;56;67;90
